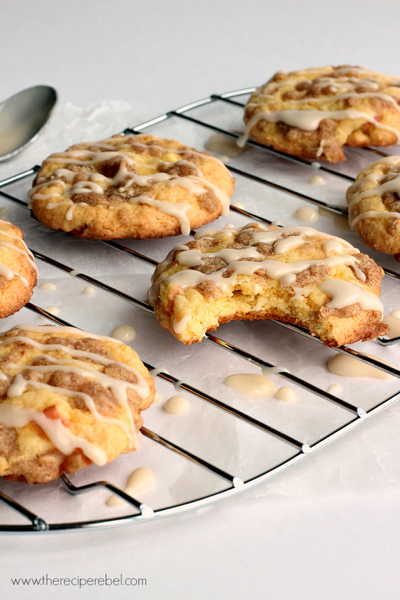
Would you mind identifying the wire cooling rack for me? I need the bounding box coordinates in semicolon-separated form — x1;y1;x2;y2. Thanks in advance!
1;88;400;533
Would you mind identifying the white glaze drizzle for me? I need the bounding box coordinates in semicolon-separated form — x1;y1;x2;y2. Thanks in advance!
224;373;276;398
249;69;395;102
111;325;136;342
295;206;319;222
239;108;400;148
6;324;126;342
318;280;383;312
240;69;400;147
0;334;149;395
106;467;155;508
153;392;162;404
282;91;400;110
347;156;400;226
327;353;394;380
0;220;38;287
39;281;57;291
194;224;356;252
28;137;231;236
0;404;107;465
170;254;366;290
347;156;400;202
351;210;400;227
82;285;95;295
0;328;152;457
382;315;400;338
328;383;342;395
275;386;296;401
205;132;247;157
0;263;29;287
316;139;325;157
149;367;170;378
163;395;190;414
150;224;381;314
164;246;364;288
309;175;325;186
6;370;133;442
173;380;185;392
0;241;37;273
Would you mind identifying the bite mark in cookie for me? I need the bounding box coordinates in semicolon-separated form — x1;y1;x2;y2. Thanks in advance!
150;223;387;346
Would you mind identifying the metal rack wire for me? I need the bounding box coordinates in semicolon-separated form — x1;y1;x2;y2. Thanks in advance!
1;87;400;532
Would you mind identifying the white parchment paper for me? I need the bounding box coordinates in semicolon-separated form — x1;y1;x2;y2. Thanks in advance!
0;99;399;528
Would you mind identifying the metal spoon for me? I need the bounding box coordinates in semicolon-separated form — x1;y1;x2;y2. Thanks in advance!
0;85;57;162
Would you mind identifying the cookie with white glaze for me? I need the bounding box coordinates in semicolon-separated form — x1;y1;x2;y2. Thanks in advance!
28;134;235;240
347;156;400;256
242;65;400;162
150;223;388;346
0;220;37;318
0;325;155;484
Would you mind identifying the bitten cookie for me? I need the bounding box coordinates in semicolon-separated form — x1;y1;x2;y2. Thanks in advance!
150;223;388;346
0;325;155;483
0;219;37;318
28;134;235;240
347;156;400;257
241;65;400;162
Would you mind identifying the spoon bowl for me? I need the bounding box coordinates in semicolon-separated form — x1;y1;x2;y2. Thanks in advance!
0;85;57;162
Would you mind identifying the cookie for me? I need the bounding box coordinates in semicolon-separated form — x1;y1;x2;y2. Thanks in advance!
347;156;400;256
28;134;235;240
150;223;388;346
241;65;400;162
0;325;155;483
0;219;37;318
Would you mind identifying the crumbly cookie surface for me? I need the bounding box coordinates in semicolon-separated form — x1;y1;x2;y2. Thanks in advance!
0;220;37;318
150;223;388;346
242;65;400;162
347;156;400;256
0;325;155;483
28;134;235;240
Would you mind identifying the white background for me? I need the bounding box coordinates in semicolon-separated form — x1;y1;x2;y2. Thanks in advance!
1;1;400;599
